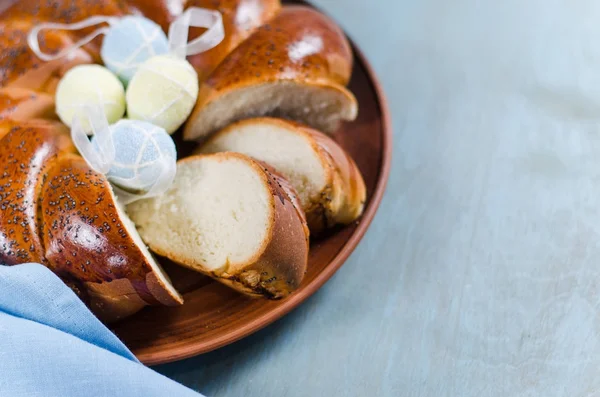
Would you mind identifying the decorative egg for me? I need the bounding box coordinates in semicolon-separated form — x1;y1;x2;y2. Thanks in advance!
56;65;125;132
126;55;199;134
92;119;177;194
100;16;169;85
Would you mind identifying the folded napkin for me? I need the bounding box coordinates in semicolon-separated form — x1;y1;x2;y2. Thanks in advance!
0;263;203;397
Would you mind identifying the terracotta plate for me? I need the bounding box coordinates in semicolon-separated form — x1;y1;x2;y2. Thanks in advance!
111;0;392;365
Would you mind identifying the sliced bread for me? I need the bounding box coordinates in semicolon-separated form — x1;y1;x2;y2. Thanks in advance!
127;152;309;298
197;118;366;233
183;5;358;141
41;155;183;322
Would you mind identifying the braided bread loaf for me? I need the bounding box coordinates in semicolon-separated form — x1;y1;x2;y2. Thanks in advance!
0;0;364;321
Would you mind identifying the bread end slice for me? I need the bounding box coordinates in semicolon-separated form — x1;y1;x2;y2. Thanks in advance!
184;81;357;142
41;155;182;322
127;152;309;299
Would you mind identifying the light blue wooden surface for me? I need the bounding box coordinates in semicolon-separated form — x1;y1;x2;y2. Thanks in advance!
157;1;600;395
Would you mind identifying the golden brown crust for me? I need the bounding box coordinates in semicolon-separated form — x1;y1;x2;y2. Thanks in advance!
184;5;356;140
0;120;75;265
242;160;309;296
258;160;308;234
207;154;308;298
85;278;147;323
1;0;132;63
258;118;365;232
184;0;281;81
0;120;18;141
217;188;307;298
0;20;93;92
0;87;56;120
127;0;183;31
201;5;352;90
40;155;182;319
297;122;366;232
1;0;131;25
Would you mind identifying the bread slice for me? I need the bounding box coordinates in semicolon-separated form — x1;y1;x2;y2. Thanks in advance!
41;155;183;322
197;118;366;233
0;120;76;265
185;0;281;82
184;5;358;141
127;152;309;298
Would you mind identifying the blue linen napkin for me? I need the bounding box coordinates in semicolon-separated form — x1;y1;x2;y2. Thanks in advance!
0;263;204;397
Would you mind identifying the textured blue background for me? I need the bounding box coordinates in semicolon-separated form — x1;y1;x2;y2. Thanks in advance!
157;1;600;395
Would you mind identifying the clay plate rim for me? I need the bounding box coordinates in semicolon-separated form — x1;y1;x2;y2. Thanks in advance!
138;38;393;365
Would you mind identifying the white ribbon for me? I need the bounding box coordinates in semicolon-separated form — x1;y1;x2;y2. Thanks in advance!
71;106;176;204
168;7;225;59
28;8;224;63
71;104;115;174
27;16;118;61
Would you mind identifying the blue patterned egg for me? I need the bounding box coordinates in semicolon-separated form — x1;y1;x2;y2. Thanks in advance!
100;16;169;85
92;119;176;193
